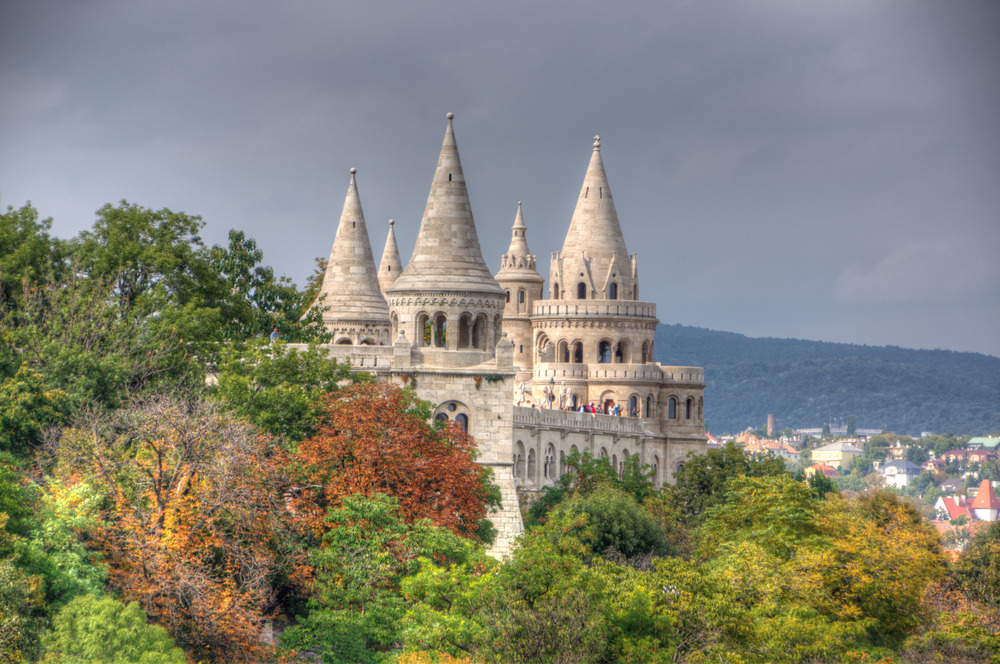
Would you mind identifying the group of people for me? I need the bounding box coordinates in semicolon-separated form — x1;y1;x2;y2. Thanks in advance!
573;401;638;418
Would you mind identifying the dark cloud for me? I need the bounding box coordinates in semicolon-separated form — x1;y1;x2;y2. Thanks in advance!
2;0;998;354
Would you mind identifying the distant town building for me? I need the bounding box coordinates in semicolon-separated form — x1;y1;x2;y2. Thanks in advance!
805;463;837;479
942;449;996;465
810;441;864;469
935;495;974;521
967;436;1000;451
878;459;923;489
971;480;1000;522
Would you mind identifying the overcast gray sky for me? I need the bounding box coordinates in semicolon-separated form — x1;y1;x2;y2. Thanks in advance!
2;0;998;356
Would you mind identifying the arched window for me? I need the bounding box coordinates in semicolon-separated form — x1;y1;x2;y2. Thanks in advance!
458;313;472;349
573;342;583;364
629;395;638;417
558;340;569;363
553;283;560;299
698;397;704;420
598;340;612;364
668;397;677;419
686;397;693;419
417;313;431;347
435;413;448;423
645;396;652;418
518;289;525;304
577;282;587;299
455;413;468;432
527;448;537;482
434;314;447;347
615;340;628;363
641;340;650;364
505;290;510;302
609;282;618;300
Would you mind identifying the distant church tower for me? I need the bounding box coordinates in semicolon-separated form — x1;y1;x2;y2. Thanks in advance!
494;202;544;373
309;168;391;344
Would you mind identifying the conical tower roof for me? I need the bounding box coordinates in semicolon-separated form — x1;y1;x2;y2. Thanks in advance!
387;113;503;296
495;202;543;283
560;135;631;269
312;168;390;323
378;219;402;294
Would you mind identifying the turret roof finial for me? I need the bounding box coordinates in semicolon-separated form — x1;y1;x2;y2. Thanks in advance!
593;135;600;149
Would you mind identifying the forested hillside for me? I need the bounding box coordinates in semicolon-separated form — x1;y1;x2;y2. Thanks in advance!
656;324;1000;435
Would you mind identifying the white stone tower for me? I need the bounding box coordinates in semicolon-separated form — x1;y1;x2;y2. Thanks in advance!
310;168;391;344
494;202;545;375
530;135;661;413
385;113;522;555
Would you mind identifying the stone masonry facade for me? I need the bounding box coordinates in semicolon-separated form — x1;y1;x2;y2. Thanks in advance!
300;114;707;558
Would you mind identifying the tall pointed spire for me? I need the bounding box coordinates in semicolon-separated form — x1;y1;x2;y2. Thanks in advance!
555;135;636;300
387;113;503;296
378;219;402;294
560;135;631;268
312;168;390;332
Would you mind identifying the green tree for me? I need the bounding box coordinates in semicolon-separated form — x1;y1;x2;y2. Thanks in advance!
846;414;856;436
525;448;654;528
696;474;825;561
952;521;1000;612
211;339;360;442
668;441;787;525
0;202;68;311
548;485;668;559
403;512;612;664
0;549;46;664
41;594;186;664
0;368;69;457
1;274;197;410
208;229;329;342
72;201;221;316
282;494;483;664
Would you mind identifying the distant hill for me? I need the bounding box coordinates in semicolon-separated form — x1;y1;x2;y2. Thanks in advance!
654;324;1000;436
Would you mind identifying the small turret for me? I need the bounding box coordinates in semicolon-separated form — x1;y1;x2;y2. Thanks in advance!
494;202;545;370
378;219;402;296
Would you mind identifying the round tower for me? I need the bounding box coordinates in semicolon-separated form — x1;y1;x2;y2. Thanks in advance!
385;113;506;356
530;135;659;413
309;168;391;344
495;202;545;373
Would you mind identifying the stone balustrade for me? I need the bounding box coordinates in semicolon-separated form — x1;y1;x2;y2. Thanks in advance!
531;299;657;319
531;363;704;383
513;406;649;435
287;343;393;369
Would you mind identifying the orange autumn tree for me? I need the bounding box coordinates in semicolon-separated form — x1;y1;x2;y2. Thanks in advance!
53;396;299;663
291;382;499;542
